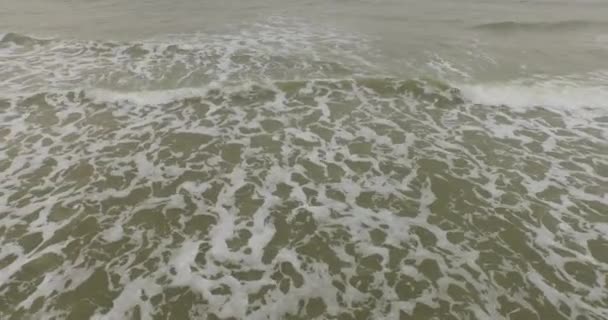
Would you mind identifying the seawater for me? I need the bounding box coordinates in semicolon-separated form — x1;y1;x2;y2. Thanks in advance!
0;2;607;320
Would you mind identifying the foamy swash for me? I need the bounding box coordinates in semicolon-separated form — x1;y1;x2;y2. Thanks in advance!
0;20;607;320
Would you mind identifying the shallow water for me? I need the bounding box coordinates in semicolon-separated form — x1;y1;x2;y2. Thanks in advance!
0;1;607;320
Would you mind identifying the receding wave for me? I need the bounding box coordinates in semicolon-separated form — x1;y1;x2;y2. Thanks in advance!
1;71;607;319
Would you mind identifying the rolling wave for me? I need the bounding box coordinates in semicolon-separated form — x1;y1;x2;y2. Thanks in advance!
473;20;608;32
0;32;53;46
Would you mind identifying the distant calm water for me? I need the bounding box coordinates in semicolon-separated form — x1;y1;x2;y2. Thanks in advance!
0;1;607;319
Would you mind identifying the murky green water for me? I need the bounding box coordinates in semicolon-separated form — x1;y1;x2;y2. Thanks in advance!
0;2;607;319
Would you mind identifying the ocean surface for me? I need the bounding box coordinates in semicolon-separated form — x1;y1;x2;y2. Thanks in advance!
1;1;607;319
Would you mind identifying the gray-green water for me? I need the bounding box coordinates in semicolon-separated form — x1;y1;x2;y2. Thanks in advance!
0;1;607;319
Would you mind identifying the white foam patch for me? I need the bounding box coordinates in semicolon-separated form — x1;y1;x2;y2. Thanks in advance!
102;225;124;243
86;87;216;105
